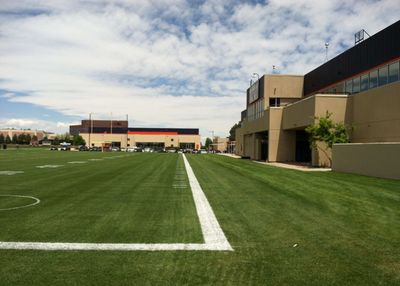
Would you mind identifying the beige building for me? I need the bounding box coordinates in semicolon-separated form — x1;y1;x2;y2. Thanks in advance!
70;122;201;150
211;136;230;152
0;129;49;142
235;20;400;178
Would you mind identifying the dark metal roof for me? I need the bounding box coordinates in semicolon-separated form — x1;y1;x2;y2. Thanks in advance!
304;20;400;95
128;128;199;135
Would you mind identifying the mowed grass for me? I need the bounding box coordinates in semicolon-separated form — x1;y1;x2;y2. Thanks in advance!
0;150;399;285
0;149;202;243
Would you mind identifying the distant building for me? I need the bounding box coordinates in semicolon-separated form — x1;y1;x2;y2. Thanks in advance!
0;129;49;141
212;136;229;152
70;120;201;150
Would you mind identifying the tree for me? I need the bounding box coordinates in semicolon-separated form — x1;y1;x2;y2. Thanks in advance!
0;134;4;144
12;134;18;144
53;136;60;145
5;135;11;144
31;135;38;145
17;134;26;144
305;111;350;165
204;137;213;150
73;135;86;146
62;133;72;143
26;134;32;144
229;122;241;141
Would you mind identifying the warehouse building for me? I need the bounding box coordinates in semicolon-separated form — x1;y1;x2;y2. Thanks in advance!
70;120;201;150
235;20;400;179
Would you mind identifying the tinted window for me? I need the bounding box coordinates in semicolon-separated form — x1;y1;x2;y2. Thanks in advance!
388;61;399;83
360;74;369;91
269;98;280;107
378;65;388;86
352;77;360;93
369;70;378;88
345;80;352;93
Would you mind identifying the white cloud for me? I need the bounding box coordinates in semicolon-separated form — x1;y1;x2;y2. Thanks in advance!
0;118;77;134
0;0;398;137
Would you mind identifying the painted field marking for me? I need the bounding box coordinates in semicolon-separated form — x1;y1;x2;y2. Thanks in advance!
0;171;24;175
88;158;103;161
67;161;87;164
36;165;64;169
0;154;233;251
0;195;40;211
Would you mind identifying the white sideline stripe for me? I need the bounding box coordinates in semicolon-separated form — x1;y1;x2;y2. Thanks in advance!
0;154;233;251
0;242;228;251
182;154;233;250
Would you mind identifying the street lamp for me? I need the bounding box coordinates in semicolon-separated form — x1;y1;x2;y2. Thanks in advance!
89;112;93;148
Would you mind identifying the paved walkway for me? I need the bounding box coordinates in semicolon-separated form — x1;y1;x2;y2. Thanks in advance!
255;161;331;172
218;153;331;172
218;153;241;159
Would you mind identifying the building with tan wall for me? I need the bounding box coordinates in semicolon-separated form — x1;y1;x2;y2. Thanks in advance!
211;136;229;152
235;20;400;174
0;129;49;142
71;121;201;150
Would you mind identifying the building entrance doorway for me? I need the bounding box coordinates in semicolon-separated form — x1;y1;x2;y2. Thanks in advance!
295;131;311;162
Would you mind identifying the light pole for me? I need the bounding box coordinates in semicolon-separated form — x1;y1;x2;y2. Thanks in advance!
89;112;93;148
252;73;260;81
110;112;113;134
325;42;329;62
126;114;129;149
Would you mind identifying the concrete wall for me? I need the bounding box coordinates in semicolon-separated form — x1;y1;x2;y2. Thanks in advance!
282;96;316;130
282;94;350;130
264;75;304;100
235;127;245;156
332;143;400;180
240;110;269;133
268;108;296;162
81;133;128;148
350;81;400;143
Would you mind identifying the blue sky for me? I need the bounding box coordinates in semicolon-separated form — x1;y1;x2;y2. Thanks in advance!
0;0;398;138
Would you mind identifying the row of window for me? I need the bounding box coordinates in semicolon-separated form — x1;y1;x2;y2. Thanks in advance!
324;60;399;94
247;99;264;121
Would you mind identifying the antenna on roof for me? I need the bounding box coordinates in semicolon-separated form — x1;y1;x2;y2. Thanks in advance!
325;42;329;62
354;29;370;45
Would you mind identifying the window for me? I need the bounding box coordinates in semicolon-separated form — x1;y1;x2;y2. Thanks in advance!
360;74;369;91
369;70;378;89
378;65;388;86
171;138;174;141
345;80;352;93
269;98;280;107
388;61;399;83
352;77;360;93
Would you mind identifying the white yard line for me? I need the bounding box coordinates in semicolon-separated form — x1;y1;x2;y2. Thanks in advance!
182;154;233;251
0;242;226;251
0;171;24;175
0;154;233;251
36;165;64;169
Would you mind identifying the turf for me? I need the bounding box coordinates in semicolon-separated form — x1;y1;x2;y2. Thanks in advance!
0;150;399;285
0;150;202;243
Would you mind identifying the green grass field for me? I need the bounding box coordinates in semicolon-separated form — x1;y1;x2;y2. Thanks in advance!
0;149;399;285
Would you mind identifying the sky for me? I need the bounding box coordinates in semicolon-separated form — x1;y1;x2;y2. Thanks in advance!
0;0;398;140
